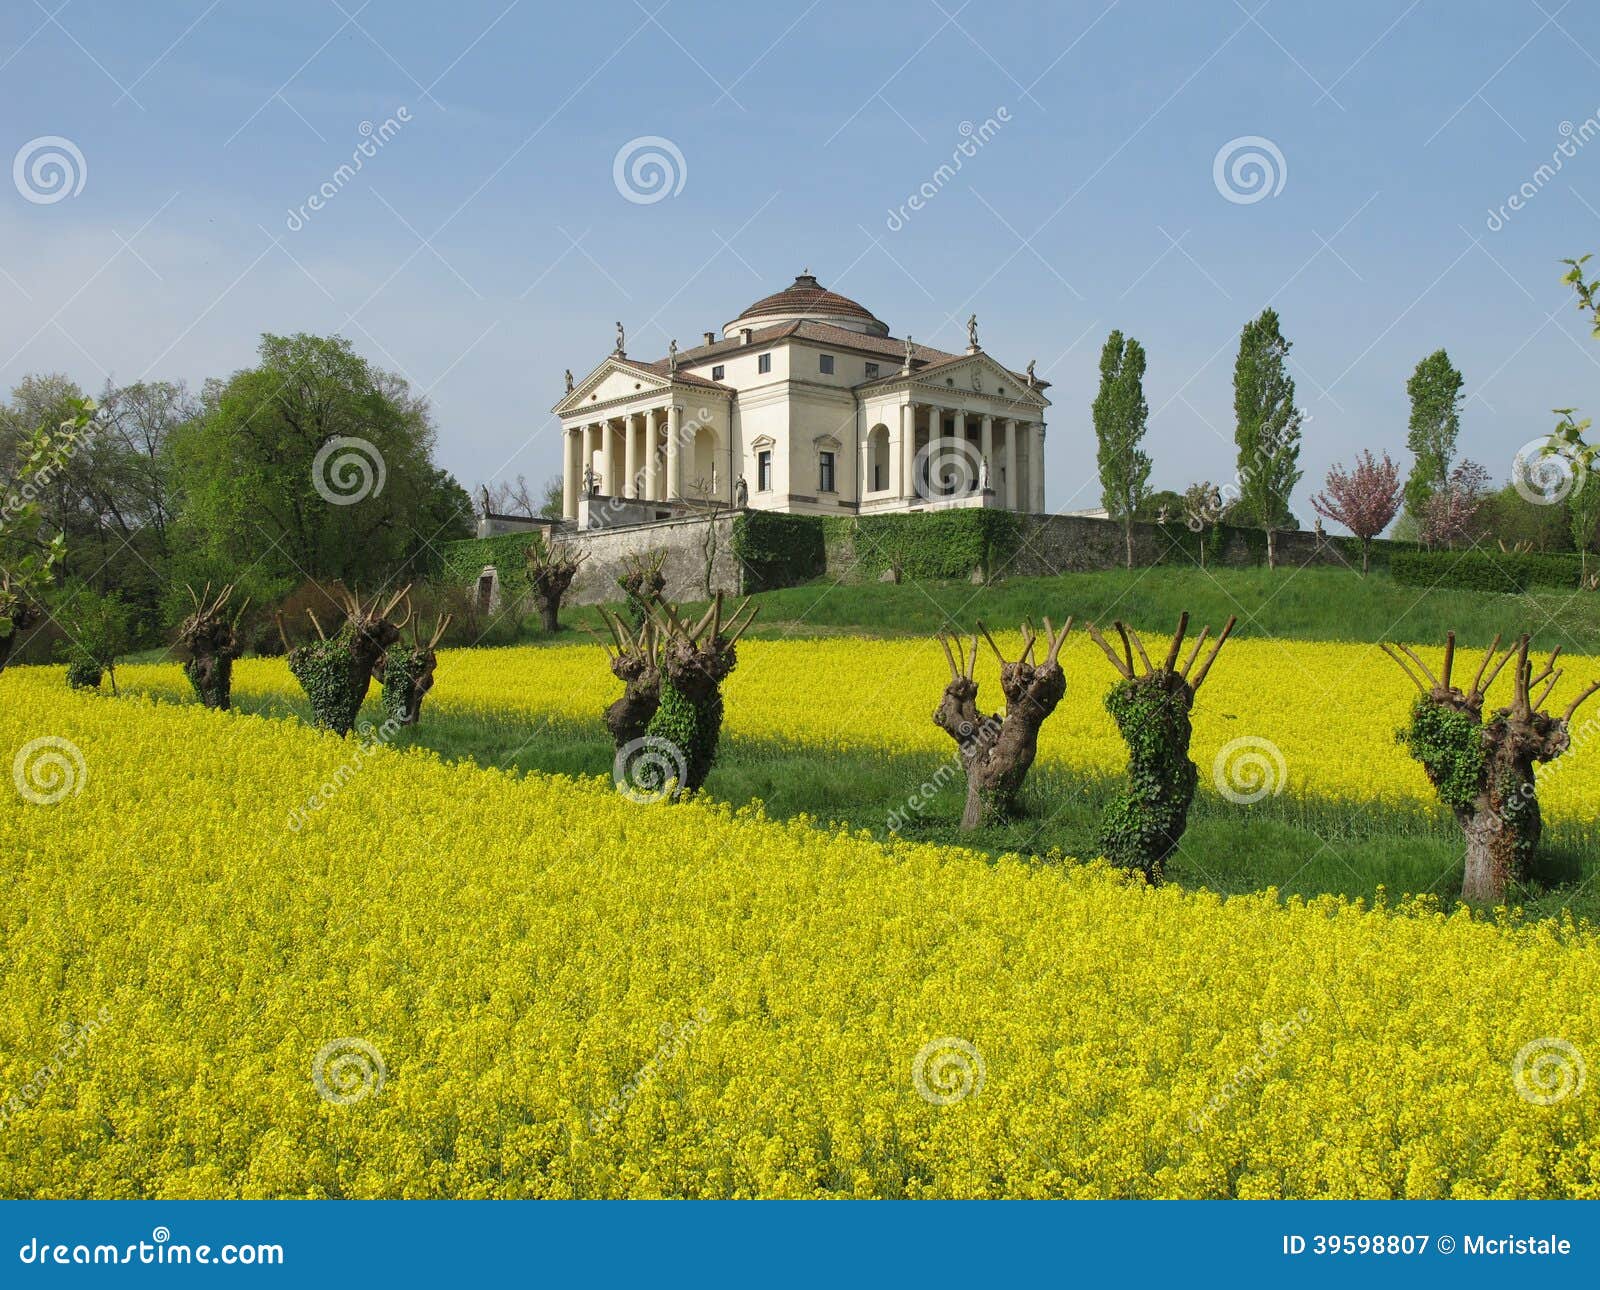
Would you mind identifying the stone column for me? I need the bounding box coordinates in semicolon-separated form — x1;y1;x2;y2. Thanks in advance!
646;411;663;500
1032;422;1047;512
924;404;941;499
980;415;993;496
892;403;907;499
624;412;641;499
562;426;580;519
667;404;683;500
1004;419;1019;510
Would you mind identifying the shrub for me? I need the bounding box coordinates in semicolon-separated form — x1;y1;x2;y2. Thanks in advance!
827;510;1021;582
1391;549;1583;593
730;513;826;592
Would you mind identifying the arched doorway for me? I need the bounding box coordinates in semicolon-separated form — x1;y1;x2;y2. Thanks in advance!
866;424;890;493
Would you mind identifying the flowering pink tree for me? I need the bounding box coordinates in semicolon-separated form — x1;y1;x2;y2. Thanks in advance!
1421;459;1491;550
1310;450;1401;574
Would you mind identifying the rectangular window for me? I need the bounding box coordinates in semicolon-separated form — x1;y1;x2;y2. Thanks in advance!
711;364;724;381
819;353;834;375
758;450;772;492
757;352;772;374
864;362;879;379
819;451;836;494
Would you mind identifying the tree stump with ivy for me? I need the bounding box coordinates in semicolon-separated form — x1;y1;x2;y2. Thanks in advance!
375;611;451;726
643;594;757;796
932;618;1072;829
1086;613;1236;882
279;586;411;736
597;606;664;748
1382;632;1600;904
176;583;249;710
616;550;667;628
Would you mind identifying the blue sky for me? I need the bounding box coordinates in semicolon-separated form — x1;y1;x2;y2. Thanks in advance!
4;0;1600;518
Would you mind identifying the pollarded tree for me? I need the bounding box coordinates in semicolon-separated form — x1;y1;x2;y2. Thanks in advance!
644;594;758;797
616;549;667;627
526;535;587;633
1085;613;1236;883
375;612;452;726
932;618;1072;829
597;607;664;750
1233;308;1303;569
176;582;249;709
1093;330;1152;568
278;585;411;735
1382;632;1600;904
1310;450;1401;574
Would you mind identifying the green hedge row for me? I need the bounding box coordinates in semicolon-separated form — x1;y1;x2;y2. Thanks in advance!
440;533;542;583
824;510;1022;581
730;512;828;592
1391;549;1585;593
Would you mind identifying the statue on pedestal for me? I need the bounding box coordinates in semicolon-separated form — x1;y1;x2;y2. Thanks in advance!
668;339;678;373
1025;359;1036;388
734;475;748;507
966;314;980;351
563;369;574;394
614;321;625;355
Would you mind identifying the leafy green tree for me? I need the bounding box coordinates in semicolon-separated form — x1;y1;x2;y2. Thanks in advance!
52;582;133;694
0;398;94;671
1569;466;1600;578
1232;308;1303;568
1403;350;1463;521
1092;329;1152;568
170;333;471;597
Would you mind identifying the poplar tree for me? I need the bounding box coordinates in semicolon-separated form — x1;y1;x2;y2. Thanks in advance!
1232;308;1303;569
1092;329;1152;568
1404;349;1464;521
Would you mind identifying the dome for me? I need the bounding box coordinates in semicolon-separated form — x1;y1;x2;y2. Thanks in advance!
725;272;889;338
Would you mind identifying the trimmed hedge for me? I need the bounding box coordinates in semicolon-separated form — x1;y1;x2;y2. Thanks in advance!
1391;549;1584;594
730;512;827;593
825;509;1022;582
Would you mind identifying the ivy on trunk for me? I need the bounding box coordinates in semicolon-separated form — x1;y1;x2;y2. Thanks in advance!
279;585;412;736
1382;631;1600;904
375;612;451;726
1086;612;1236;882
176;582;249;710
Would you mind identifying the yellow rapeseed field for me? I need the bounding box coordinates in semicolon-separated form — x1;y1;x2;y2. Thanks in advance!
3;671;1598;1198
113;633;1600;819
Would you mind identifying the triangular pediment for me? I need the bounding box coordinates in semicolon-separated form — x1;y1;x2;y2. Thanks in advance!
913;353;1050;409
553;358;671;416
